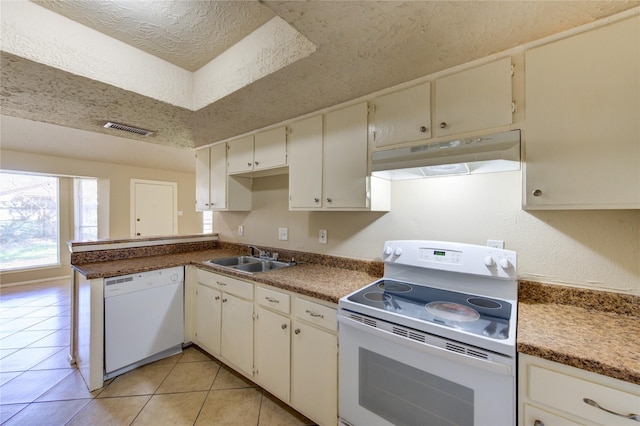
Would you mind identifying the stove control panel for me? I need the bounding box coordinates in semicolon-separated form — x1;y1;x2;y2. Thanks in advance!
382;240;517;280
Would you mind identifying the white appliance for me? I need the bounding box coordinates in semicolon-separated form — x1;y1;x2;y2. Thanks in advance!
338;241;518;426
104;266;184;379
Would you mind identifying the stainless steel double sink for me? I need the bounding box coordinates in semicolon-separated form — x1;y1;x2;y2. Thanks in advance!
205;255;292;274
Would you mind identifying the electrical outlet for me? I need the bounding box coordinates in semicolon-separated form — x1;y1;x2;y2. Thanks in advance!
319;229;327;244
487;240;505;249
238;225;244;236
278;227;288;241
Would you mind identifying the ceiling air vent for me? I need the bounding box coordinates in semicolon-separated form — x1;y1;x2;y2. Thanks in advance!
104;121;153;137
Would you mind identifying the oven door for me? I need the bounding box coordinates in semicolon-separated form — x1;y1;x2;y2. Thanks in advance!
338;313;515;426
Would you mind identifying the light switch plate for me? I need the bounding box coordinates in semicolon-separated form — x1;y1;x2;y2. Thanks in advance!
238;225;244;236
319;229;327;244
278;227;288;241
487;239;505;249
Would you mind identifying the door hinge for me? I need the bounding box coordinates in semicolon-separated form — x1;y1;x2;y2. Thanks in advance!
368;103;376;114
510;63;515;76
511;101;517;114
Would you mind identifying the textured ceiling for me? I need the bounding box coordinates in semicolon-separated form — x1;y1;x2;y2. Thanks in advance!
2;1;639;155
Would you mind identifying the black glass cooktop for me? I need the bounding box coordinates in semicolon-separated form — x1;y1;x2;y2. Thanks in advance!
346;279;512;340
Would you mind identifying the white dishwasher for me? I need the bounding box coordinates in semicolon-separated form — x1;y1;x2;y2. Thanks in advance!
104;266;184;379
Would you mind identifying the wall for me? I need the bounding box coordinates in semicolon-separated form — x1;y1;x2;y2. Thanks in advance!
0;150;201;285
214;173;640;295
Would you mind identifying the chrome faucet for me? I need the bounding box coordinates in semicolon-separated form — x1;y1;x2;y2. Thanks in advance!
248;245;269;259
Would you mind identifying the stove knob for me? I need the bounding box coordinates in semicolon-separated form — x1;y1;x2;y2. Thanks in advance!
499;258;511;269
384;246;393;256
394;247;403;257
484;256;495;267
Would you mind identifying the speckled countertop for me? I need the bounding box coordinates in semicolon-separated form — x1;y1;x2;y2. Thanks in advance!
517;281;640;385
70;242;382;304
70;239;639;385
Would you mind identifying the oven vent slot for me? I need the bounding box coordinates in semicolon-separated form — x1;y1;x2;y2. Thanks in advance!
445;342;466;354
408;331;426;343
350;314;377;328
466;348;490;360
392;327;407;337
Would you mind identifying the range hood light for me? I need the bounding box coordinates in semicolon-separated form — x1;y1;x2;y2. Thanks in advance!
422;163;470;176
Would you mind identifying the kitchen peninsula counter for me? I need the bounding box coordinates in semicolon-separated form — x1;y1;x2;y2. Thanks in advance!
517;281;640;385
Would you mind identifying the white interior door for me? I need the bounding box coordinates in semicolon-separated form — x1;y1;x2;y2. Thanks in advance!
131;179;178;237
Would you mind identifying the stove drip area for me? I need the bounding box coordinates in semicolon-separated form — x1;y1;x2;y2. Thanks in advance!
347;279;512;340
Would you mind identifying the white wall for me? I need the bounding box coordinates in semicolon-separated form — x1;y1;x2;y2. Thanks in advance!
215;173;640;295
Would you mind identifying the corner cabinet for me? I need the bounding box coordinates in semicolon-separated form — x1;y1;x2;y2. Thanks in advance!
194;144;251;212
518;354;640;426
227;127;288;176
434;57;513;137
289;104;390;211
523;16;640;209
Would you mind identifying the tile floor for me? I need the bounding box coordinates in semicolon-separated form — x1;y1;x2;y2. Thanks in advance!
0;278;315;425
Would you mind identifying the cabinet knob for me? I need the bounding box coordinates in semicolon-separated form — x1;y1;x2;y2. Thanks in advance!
532;189;542;197
326;198;333;203
222;298;228;303
439;122;447;129
533;421;544;426
419;126;428;133
294;329;301;334
314;197;320;203
247;162;252;167
214;296;220;301
136;233;141;236
281;324;287;330
255;161;259;166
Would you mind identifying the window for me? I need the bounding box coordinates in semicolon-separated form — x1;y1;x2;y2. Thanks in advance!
203;210;213;234
74;178;98;240
0;172;60;271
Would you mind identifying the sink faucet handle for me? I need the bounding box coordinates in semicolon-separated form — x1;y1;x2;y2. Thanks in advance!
272;252;279;261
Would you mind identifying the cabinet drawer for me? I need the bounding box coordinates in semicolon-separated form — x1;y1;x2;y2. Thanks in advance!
295;298;337;331
196;269;253;301
256;286;290;314
528;365;640;426
524;404;585;426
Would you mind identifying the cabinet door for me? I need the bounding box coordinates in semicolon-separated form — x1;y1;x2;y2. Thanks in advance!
221;293;254;376
289;115;323;209
209;143;227;210
195;283;221;356
523;404;584;426
195;148;210;211
372;83;431;148
435;57;513;137
524;16;640;209
227;135;254;174
291;321;338;426
323;102;368;209
255;306;290;402
254;126;287;171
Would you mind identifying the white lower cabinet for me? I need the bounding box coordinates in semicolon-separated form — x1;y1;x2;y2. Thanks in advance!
194;269;254;377
255;306;290;402
519;354;640;426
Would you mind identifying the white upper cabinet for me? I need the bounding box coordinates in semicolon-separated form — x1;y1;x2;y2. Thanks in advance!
195;144;251;212
226;135;255;174
289;105;390;211
195;148;210;211
435;57;513;137
288;115;324;209
227;127;287;176
371;82;431;148
524;16;640;209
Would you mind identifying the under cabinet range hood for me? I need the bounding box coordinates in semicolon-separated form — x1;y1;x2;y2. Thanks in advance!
371;130;520;180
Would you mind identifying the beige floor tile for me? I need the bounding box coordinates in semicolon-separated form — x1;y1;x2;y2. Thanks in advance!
98;363;174;398
0;346;64;372
0;403;28;424
24;306;70;318
132;391;208;426
0;330;54;349
151;352;182;365
156;360;219;394
179;345;215;363
0;317;45;333
211;366;257;390
36;369;102;401
25;316;70;331
0;371;21;387
67;395;150;426
196;388;262;425
1;399;89;426
27;328;70;348
0;306;42;319
0;349;17;360
30;347;74;370
0;368;73;404
258;393;315;426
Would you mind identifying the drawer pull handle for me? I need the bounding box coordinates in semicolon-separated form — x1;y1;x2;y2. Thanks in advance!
216;281;227;286
306;309;324;319
533;421;544;426
265;296;280;304
583;398;640;422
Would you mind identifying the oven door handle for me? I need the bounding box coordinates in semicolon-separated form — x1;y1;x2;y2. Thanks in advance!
338;314;513;376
